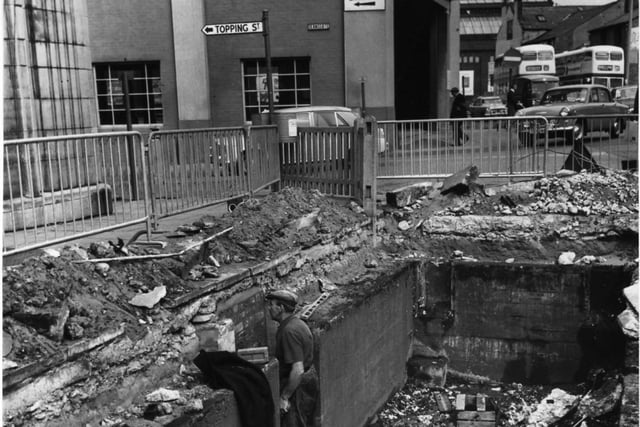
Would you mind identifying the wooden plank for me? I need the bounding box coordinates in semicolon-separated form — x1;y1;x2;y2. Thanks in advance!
455;394;467;410
457;411;496;421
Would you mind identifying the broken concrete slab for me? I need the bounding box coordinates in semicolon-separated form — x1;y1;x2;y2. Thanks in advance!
526;388;579;426
440;165;479;195
4;359;91;413
129;286;167;309
386;182;433;208
577;375;623;419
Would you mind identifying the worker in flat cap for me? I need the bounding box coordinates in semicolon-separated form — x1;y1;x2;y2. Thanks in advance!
265;289;318;427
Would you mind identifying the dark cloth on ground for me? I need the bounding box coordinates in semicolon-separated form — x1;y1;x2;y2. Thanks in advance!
194;350;275;427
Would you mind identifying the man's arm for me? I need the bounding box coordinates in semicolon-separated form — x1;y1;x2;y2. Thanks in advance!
280;361;304;411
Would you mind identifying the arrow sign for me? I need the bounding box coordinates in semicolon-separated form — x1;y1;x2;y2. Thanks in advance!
202;21;263;36
345;0;385;11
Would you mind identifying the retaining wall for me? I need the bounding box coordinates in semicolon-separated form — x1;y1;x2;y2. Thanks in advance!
315;268;415;427
417;261;631;384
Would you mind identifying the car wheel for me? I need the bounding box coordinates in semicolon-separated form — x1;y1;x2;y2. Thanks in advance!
518;132;533;147
610;119;621;138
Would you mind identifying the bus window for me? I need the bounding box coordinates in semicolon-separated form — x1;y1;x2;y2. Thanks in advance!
522;52;538;61
538;51;553;60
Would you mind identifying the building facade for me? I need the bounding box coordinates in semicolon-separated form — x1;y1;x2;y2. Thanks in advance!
5;0;464;139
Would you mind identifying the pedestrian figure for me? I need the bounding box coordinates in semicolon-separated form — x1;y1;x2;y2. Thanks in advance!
507;85;523;116
266;290;318;427
450;87;469;145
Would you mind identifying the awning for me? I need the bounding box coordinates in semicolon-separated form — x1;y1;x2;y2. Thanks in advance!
460;16;502;35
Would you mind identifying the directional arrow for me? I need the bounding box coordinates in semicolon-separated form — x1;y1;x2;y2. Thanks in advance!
354;1;376;5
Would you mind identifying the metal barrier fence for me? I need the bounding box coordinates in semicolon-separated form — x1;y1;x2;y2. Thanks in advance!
378;114;637;179
3;132;149;256
280;127;356;197
147;125;280;220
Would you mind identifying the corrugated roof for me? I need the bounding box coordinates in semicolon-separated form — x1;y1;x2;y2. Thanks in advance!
460;16;503;35
519;6;589;30
527;4;609;42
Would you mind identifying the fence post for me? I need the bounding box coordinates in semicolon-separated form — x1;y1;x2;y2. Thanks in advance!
244;125;254;198
353;115;378;218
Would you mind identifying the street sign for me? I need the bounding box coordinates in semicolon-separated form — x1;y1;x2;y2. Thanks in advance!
344;0;385;11
201;21;263;36
503;47;522;63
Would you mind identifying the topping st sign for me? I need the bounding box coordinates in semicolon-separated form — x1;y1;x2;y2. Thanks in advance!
202;21;263;36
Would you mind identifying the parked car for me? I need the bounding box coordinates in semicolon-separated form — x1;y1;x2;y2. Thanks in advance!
270;106;387;153
514;84;630;145
611;85;638;113
468;96;508;117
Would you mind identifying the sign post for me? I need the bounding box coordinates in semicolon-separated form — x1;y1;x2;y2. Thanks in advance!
262;10;274;125
202;13;274;124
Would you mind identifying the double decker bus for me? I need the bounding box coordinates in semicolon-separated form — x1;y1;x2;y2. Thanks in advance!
555;45;625;89
494;44;559;108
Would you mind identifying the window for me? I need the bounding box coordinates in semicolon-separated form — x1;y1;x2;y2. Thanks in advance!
94;62;163;125
506;20;513;40
242;57;311;121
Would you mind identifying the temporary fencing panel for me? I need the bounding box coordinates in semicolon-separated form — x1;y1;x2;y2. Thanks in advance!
245;125;281;192
377;117;550;180
280;127;356;197
147;127;250;218
378;114;637;179
3;132;149;255
147;125;281;220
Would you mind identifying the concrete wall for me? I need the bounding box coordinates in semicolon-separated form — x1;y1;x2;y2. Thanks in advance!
4;0;97;139
344;7;394;120
417;261;630;384
315;269;414;427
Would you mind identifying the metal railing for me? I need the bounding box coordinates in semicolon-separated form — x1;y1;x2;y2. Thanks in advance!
377;114;637;179
147;127;249;219
3;132;149;255
280;127;356;197
147;125;280;221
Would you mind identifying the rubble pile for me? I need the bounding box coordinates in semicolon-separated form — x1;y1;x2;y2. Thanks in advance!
376;374;627;427
2;172;638;426
433;170;638;218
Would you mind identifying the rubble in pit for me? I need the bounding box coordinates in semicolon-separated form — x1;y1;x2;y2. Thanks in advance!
2;171;639;426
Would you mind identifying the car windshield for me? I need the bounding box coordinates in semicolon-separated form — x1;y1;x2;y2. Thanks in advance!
482;97;502;105
541;88;589;104
316;110;357;126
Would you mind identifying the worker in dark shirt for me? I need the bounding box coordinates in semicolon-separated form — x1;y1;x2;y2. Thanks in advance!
449;87;469;145
266;289;318;427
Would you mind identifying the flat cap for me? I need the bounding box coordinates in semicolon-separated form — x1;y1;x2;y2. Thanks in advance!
265;289;298;307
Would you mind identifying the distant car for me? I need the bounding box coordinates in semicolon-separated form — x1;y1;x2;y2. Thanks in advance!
468;96;508;117
611;85;638;113
514;84;630;145
270;106;387;153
